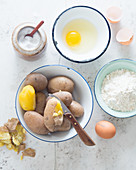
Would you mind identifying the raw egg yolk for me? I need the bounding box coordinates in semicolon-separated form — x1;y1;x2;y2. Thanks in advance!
66;31;81;47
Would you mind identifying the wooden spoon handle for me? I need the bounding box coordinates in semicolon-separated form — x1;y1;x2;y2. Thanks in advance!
65;113;95;146
30;21;44;37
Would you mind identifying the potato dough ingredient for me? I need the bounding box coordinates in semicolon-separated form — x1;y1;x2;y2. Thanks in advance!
24;73;48;91
48;76;74;93
53;91;72;106
24;111;49;135
44;98;64;132
19;85;36;111
54;117;71;132
68;100;84;117
35;92;46;115
95;121;116;139
101;69;136;112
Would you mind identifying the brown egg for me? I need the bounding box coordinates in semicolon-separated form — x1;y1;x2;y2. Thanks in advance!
95;120;116;139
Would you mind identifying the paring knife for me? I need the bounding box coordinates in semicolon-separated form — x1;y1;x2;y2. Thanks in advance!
49;94;95;146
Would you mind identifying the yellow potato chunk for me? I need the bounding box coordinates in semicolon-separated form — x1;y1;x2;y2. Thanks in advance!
53;98;63;117
19;85;36;111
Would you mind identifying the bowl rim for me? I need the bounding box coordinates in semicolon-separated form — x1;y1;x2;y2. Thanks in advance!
94;58;136;118
15;64;94;143
52;5;111;63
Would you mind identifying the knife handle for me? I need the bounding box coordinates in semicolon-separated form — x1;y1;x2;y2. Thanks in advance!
65;113;95;146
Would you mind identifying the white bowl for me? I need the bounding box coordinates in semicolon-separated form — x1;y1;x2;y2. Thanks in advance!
15;65;94;143
52;6;111;63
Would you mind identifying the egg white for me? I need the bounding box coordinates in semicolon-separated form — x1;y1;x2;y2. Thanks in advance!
62;19;98;54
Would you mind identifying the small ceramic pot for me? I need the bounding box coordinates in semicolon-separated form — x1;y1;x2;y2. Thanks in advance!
12;23;47;58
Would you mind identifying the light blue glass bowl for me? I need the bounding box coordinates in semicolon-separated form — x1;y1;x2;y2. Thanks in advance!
94;59;136;118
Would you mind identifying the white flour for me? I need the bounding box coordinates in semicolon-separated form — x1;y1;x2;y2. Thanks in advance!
101;69;136;112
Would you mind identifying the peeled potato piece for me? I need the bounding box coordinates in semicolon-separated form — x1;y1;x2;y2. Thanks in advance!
116;28;134;45
106;6;122;23
44;98;64;132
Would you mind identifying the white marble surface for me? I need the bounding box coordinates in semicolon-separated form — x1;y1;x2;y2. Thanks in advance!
0;0;136;170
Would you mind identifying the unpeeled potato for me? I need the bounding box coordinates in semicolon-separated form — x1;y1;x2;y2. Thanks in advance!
54;117;71;132
53;91;72;106
68;100;84;117
24;73;48;91
35;92;46;115
48;76;74;93
44;98;64;132
24;111;49;135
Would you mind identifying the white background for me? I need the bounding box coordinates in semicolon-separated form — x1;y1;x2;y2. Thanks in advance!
0;0;136;170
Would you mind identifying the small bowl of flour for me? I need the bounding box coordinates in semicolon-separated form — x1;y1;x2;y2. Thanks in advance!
94;59;136;118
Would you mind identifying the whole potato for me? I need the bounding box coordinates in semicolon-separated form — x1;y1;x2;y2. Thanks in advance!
24;73;48;91
48;76;74;93
44;98;64;132
68;101;84;117
24;111;49;135
35;92;46;115
53;91;72;106
54;117;71;132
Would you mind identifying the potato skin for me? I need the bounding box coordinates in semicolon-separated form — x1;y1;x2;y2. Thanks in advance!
24;111;49;135
24;73;48;91
44;98;63;132
53;91;72;106
68;101;84;117
35;92;46;115
48;76;74;93
54;117;71;132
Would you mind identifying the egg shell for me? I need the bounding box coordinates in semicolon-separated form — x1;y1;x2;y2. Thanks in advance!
106;6;122;23
95;120;116;139
116;28;134;45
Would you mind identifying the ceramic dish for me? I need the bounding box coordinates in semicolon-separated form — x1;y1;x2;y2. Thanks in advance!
94;59;136;118
52;6;111;63
15;65;94;143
